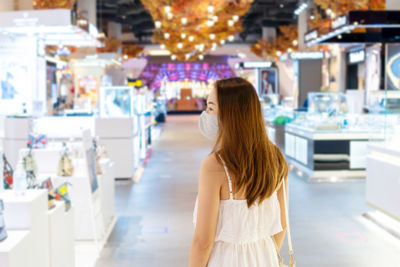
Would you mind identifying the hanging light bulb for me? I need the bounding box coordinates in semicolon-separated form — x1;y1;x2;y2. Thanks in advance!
181;17;188;25
181;33;186;39
199;54;204;60
167;13;173;20
211;46;216;51
212;42;217;48
164;32;170;39
155;21;162;29
276;51;282;56
228;35;234;42
207;5;214;13
206;20;214;27
227;20;234;27
171;54;176;60
177;42;183;49
220;39;226;45
198;44;204;52
164;6;171;13
287;48;293;52
213;16;218;22
210;33;215;40
185;53;190;60
189;35;194;42
233;15;239;22
160;44;166;49
292;40;298;46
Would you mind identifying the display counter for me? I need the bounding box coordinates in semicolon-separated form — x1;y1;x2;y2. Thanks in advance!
366;142;400;221
284;123;384;181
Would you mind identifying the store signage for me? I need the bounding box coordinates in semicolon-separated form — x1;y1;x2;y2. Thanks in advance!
305;30;318;42
332;15;347;29
128;80;143;87
290;52;324;60
239;61;273;69
348;49;365;64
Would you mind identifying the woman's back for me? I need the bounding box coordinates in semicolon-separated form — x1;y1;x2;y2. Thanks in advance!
193;156;282;266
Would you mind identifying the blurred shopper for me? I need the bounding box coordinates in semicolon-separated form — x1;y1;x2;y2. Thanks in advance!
190;77;289;267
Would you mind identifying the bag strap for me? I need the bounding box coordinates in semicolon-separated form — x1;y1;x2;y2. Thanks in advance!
282;178;295;266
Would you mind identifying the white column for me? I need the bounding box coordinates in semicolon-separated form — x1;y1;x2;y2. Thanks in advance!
0;0;14;11
386;0;400;9
77;0;96;26
107;21;122;39
262;27;276;43
298;11;307;50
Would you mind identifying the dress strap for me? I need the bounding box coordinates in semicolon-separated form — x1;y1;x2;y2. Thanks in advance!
218;154;233;200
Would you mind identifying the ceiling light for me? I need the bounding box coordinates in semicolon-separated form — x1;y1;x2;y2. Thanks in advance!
155;21;162;28
228;35;234;42
160;44;166;49
326;9;332;15
213;16;218;22
164;6;171;13
287;48;293;52
206;20;214;27
181;33;186;39
220;39;225;45
185;53;190;60
338;35;342;39
164;32;170;39
294;2;308;16
292;40;298;46
310;15;315;20
276;51;282;56
210;33;215;40
280;4;284;8
181;17;188;25
195;44;199;49
212;42;217;47
227;20;234;27
233;15;239;22
198;44;204;51
199;54;204;60
177;42;183;49
189;35;194;42
211;46;216;51
167;13;173;20
123;54;128;60
207;5;214;13
171;54;176;60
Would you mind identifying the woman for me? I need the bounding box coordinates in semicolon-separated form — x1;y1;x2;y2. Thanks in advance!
190;77;289;267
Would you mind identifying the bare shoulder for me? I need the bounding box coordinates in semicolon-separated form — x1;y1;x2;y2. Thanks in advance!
201;153;224;172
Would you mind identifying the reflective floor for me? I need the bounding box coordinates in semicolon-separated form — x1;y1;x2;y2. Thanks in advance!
95;115;400;267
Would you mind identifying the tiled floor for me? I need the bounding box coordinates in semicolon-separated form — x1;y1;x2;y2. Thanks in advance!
95;115;400;267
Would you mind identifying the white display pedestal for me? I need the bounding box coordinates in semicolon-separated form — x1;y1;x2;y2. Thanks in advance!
366;142;400;220
2;117;32;168
48;202;75;267
0;231;31;267
0;190;49;267
95;117;139;178
99;159;115;227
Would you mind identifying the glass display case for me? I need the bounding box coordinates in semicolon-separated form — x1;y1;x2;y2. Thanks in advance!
99;86;134;117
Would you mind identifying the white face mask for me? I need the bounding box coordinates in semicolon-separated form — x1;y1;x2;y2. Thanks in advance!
199;111;219;141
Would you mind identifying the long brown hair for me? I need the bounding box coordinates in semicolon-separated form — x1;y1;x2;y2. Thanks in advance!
213;77;288;207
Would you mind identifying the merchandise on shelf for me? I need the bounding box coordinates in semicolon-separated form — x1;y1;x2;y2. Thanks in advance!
57;143;74;177
0;199;7;242
3;154;13;189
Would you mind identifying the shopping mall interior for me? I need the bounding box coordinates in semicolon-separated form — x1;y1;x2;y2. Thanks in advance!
0;0;400;267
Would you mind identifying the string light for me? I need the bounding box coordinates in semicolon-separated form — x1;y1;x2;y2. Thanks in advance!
206;20;214;27
164;32;170;39
155;21;162;28
233;15;239;22
164;6;171;13
171;54;176;60
160;44;166;49
210;33;215;40
207;5;214;13
177;42;183;49
199;54;204;60
181;17;188;25
227;20;234;27
189;35;194;42
181;33;186;39
228;35;234;42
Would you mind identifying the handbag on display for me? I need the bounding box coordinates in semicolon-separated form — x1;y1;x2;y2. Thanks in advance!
28;133;48;149
41;178;56;210
57;143;74;177
3;154;13;189
0;199;8;242
56;183;71;212
273;178;296;267
22;147;38;189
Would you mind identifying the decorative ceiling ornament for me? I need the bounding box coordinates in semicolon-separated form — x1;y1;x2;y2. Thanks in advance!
250;25;298;60
122;44;144;59
141;0;254;61
33;0;76;9
309;0;386;35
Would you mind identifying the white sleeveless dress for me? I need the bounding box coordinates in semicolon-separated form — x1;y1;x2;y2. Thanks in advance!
193;160;282;267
